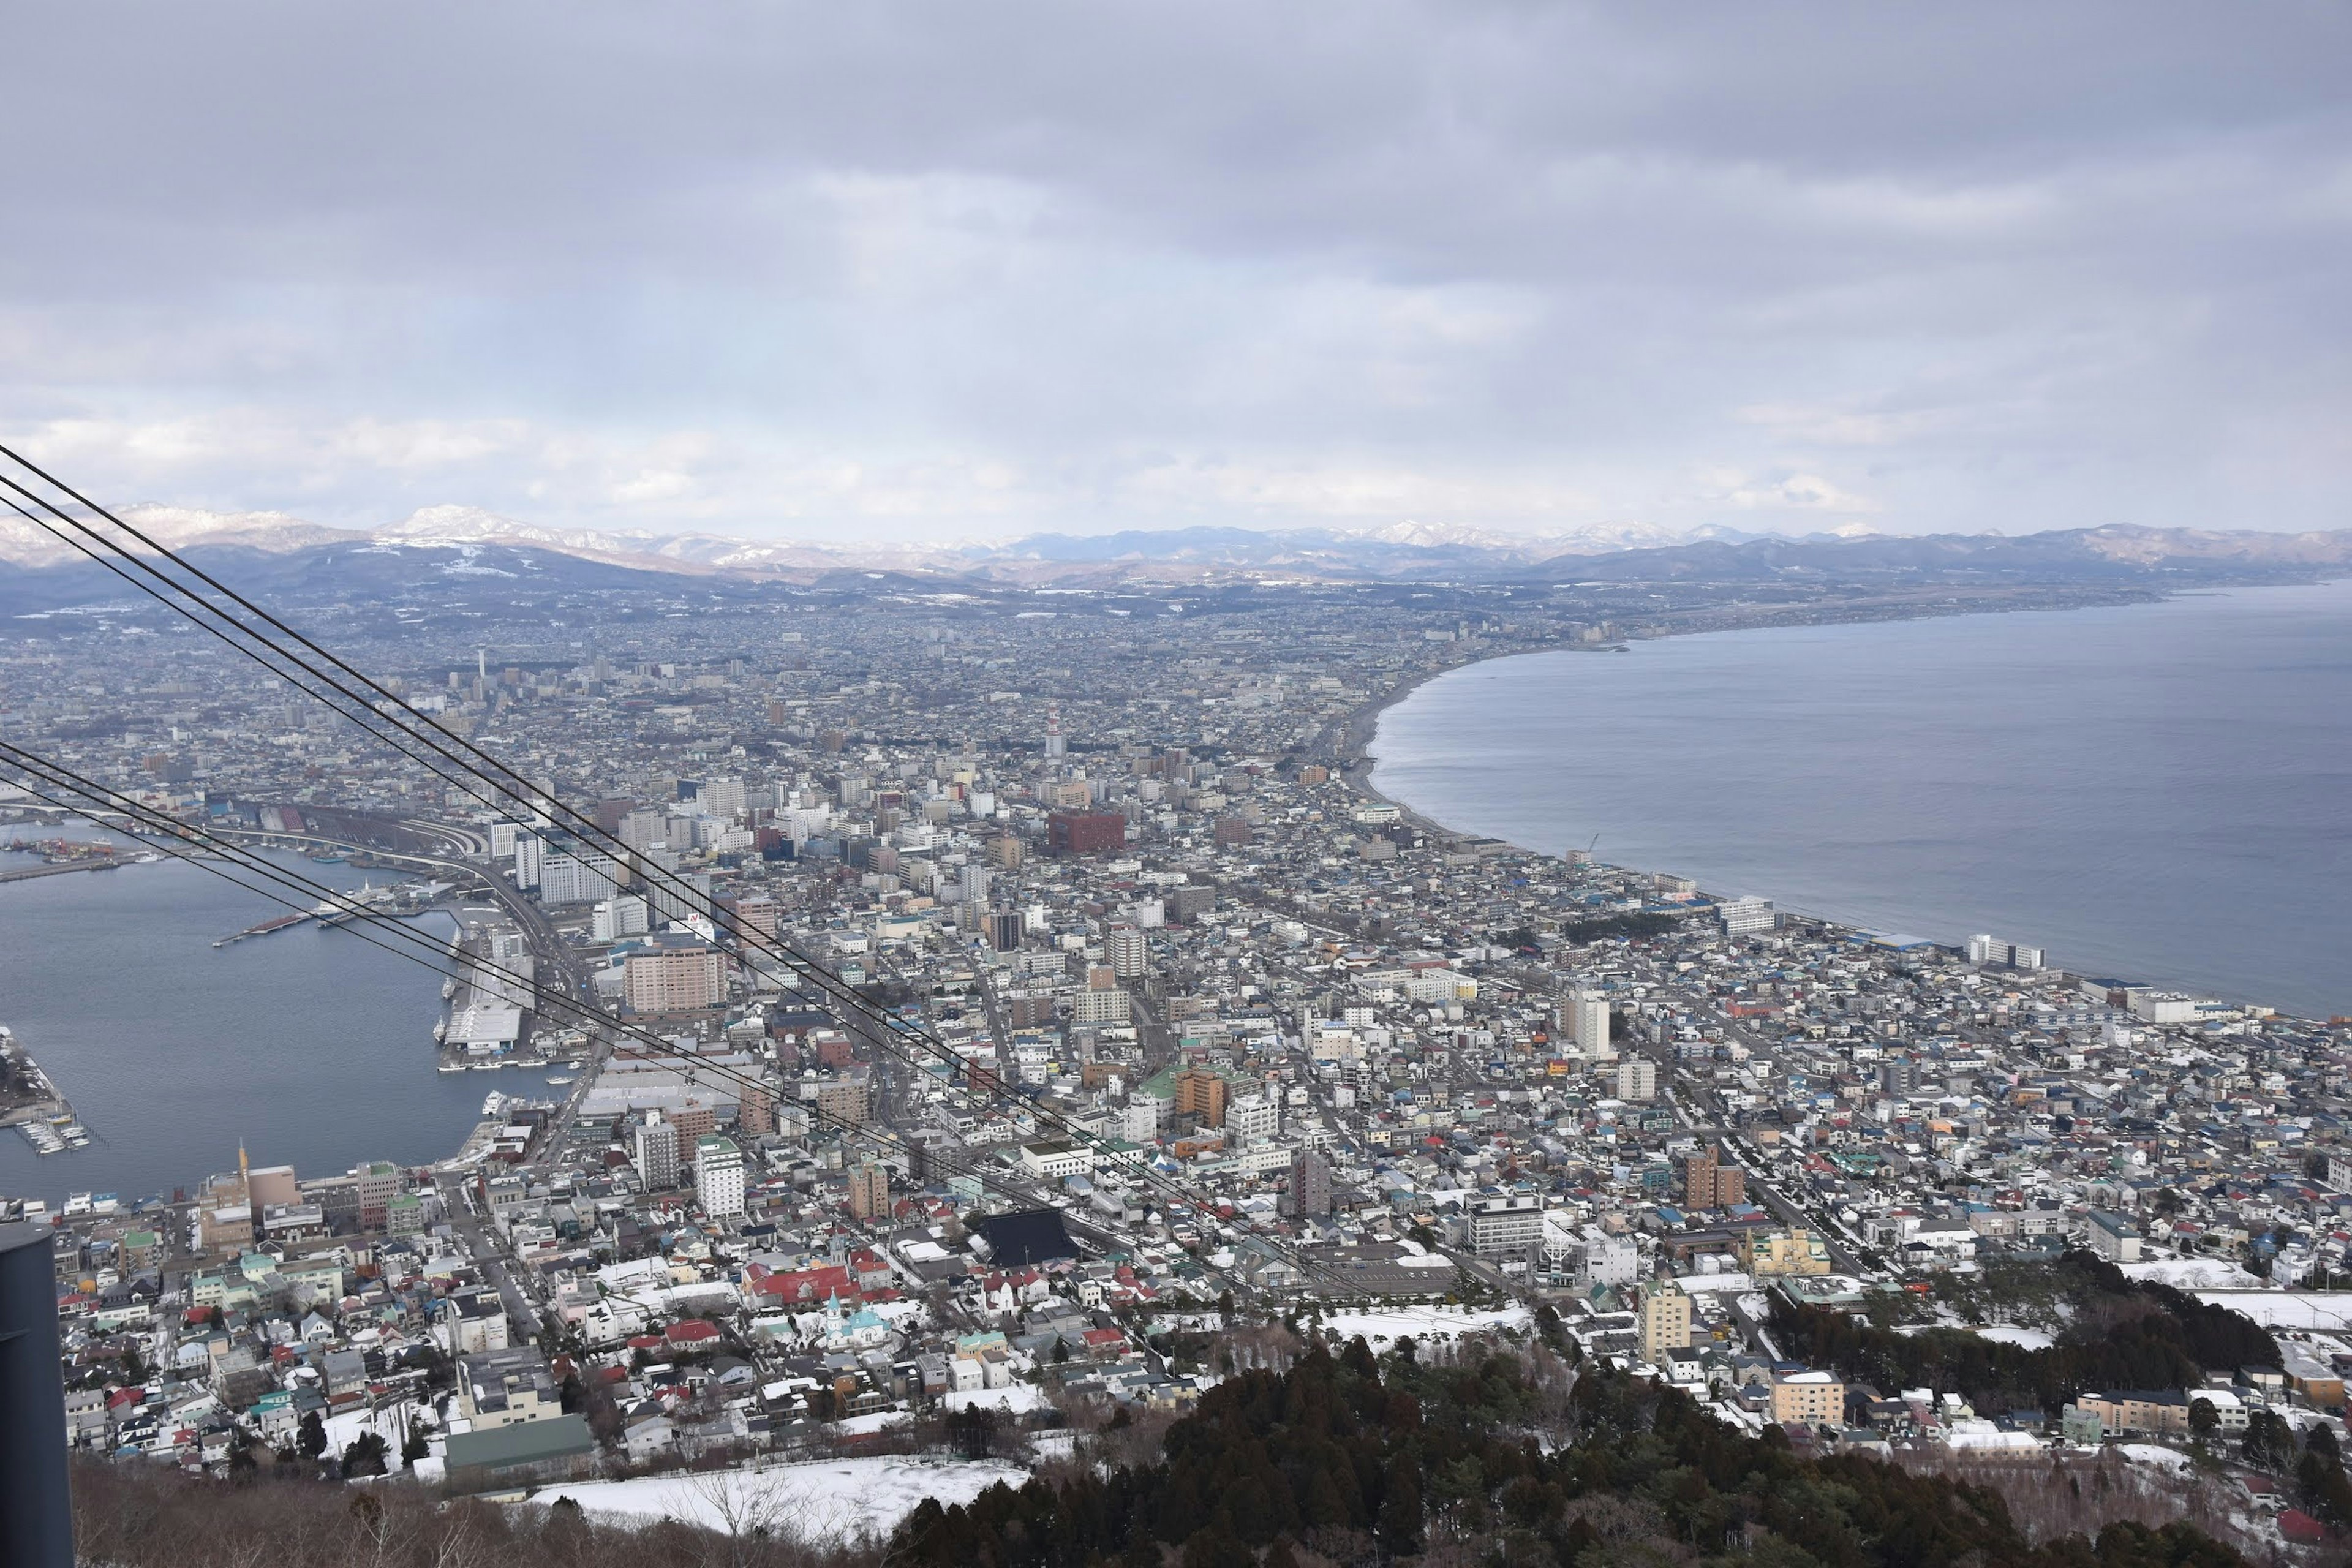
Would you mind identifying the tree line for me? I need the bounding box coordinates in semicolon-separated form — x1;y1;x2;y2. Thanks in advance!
894;1336;2253;1568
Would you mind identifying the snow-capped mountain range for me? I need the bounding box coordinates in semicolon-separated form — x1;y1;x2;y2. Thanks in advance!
2;501;2343;589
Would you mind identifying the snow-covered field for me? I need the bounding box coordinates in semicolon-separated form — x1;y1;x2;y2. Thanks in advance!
2123;1259;2263;1289
543;1456;1027;1540
1970;1325;2056;1350
1316;1306;1529;1348
319;1399;445;1482
2193;1291;2352;1331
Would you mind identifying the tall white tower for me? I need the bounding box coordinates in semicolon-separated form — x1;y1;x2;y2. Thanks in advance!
1044;703;1066;760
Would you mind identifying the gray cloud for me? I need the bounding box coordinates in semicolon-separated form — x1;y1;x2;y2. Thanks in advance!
3;2;2346;539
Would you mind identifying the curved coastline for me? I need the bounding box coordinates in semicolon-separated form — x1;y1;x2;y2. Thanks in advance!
1340;586;2350;1022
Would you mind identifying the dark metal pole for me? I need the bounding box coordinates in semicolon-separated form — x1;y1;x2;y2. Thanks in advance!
0;1219;74;1568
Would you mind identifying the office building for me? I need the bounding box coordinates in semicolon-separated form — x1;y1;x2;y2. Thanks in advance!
1289;1149;1332;1217
737;1080;775;1137
624;943;725;1013
1047;811;1126;856
848;1161;890;1221
1469;1194;1544;1258
1718;896;1775;935
1770;1371;1845;1427
1105;924;1148;978
513;831;543;890
356;1161;401;1231
695;1135;746;1218
1639;1278;1691;1363
1967;933;2046;971
1561;990;1614;1060
982;910;1023;952
540;850;623;907
1223;1094;1280;1146
804;1072;872;1128
1172;1068;1227;1128
1615;1058;1657;1102
1681;1145;1744;1209
633;1115;680;1191
592;894;650;943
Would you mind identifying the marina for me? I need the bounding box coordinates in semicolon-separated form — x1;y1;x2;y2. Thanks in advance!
0;1022;91;1155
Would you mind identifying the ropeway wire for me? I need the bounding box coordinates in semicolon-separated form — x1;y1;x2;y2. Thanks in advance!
0;454;1402;1299
0;748;1098;1233
0;461;1281;1224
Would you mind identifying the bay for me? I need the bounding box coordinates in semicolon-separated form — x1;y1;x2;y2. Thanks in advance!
0;825;484;1207
1370;579;2352;1020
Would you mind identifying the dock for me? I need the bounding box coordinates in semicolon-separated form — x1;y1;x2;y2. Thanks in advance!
0;858;123;885
214;910;318;947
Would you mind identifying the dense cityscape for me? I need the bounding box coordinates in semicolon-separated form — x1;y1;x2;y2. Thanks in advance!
5;7;2350;1561
4;575;2348;1559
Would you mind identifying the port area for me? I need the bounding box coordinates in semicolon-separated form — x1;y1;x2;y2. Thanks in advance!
0;836;157;884
214;873;443;946
0;1023;94;1154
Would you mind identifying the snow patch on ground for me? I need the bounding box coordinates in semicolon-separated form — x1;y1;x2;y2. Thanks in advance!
541;1456;1027;1540
1970;1324;2056;1349
2120;1444;2194;1473
1316;1306;1530;1348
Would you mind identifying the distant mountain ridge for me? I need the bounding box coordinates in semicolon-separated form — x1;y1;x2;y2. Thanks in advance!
1;500;2345;590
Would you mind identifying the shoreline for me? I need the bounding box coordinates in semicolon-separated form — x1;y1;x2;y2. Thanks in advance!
1333;582;2344;1023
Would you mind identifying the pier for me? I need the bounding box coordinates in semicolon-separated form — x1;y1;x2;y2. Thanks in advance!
0;858;123;885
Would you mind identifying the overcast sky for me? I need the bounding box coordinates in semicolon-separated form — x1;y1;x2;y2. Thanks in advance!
5;3;2347;543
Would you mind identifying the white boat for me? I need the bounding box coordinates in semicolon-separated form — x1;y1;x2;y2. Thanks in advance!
545;1074;575;1086
437;1062;467;1074
481;1091;508;1117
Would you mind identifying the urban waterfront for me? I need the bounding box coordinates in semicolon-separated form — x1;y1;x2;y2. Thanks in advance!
1371;579;2352;1022
0;826;480;1205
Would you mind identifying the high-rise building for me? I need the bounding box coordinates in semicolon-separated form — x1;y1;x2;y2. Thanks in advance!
1047;812;1126;856
983;911;1024;952
695;1135;745;1218
540;850;623;907
624;944;725;1013
1223;1095;1279;1146
513;831;543;890
1172;1068;1227;1128
592;895;650;943
989;834;1025;871
1289;1149;1333;1217
847;1160;890;1221
1044;703;1066;760
1615;1058;1657;1102
356;1161;401;1231
1469;1195;1544;1258
804;1072;871;1128
737;1080;775;1137
1561;990;1614;1060
1639;1278;1691;1363
697;776;746;820
1967;934;2046;970
634;1115;680;1191
1104;924;1148;978
1681;1145;1744;1210
1717;896;1775;935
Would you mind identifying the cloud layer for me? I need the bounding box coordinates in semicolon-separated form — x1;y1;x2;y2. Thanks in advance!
4;2;2346;541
